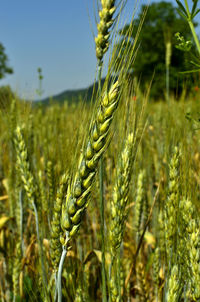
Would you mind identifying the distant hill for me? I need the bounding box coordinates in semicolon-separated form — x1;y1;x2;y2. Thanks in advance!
36;78;106;105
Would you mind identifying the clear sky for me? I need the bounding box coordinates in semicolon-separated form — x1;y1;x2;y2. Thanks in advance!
0;0;197;100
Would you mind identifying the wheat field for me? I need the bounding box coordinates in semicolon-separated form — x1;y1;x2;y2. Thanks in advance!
1;0;200;301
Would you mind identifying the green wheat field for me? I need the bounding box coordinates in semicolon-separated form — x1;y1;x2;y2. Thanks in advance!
0;0;200;301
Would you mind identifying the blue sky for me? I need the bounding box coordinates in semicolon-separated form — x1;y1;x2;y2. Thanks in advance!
0;0;197;100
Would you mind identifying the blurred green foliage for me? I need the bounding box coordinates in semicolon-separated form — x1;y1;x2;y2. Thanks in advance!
0;85;15;109
115;1;198;99
175;0;200;73
0;42;13;80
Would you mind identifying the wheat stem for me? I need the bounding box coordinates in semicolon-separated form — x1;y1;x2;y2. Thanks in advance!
57;246;67;302
99;157;107;302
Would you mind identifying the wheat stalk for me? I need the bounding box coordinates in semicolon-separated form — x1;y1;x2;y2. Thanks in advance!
56;81;120;302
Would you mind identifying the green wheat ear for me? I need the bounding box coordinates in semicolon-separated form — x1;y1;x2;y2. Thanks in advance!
109;132;134;302
95;0;116;63
109;132;134;255
14;126;36;206
51;172;68;273
179;198;200;300
134;169;145;236
167;265;179;302
60;81;120;246
165;146;180;268
12;240;22;301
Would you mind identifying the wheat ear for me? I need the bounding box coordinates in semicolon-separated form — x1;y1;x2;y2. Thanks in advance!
60;81;119;245
136;261;150;302
167;265;179;302
12;241;22;302
95;0;116;63
51;173;68;273
165;146;180;268
109;132;134;302
109;132;134;255
135;169;145;236
14;126;49;300
56;81;119;302
180;198;200;300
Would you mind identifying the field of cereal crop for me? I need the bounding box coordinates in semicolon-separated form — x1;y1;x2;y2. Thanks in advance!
1;0;200;301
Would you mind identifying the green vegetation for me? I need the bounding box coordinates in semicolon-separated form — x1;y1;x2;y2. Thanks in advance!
0;85;15;109
0;0;200;301
175;0;200;73
1;85;200;301
115;1;198;99
0;42;14;109
0;42;13;80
